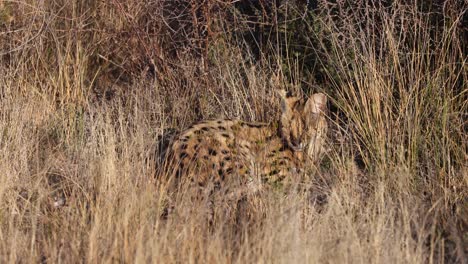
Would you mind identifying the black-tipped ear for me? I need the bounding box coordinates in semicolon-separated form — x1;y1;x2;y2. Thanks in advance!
305;93;327;114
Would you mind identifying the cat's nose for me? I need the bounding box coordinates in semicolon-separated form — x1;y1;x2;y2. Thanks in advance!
291;138;305;151
291;136;299;145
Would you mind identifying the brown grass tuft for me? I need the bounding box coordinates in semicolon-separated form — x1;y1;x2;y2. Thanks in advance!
0;0;466;263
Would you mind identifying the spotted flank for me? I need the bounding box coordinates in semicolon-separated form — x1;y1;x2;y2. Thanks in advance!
162;90;328;194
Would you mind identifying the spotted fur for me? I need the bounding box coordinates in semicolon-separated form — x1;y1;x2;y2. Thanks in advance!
162;91;328;193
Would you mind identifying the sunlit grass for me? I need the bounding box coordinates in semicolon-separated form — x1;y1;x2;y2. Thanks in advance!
0;1;465;263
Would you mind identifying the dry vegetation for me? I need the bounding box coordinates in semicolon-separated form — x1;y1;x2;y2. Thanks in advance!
0;0;466;263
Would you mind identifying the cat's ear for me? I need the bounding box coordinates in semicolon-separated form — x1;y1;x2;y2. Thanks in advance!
276;89;290;114
304;93;327;114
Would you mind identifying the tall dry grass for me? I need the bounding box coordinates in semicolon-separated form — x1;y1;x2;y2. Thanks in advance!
0;0;466;263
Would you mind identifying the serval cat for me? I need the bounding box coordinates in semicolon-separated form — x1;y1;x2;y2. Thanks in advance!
161;90;328;200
